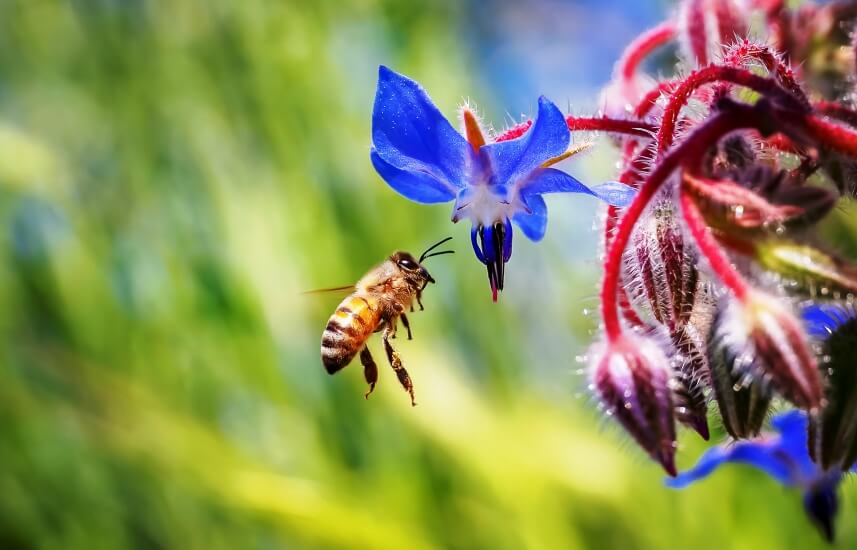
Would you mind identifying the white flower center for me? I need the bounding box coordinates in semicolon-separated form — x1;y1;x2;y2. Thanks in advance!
453;184;523;227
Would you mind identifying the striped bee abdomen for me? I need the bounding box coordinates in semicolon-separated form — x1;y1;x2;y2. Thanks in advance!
321;294;381;374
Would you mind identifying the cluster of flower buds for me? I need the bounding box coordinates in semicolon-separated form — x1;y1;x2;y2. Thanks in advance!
586;0;857;540
365;0;857;540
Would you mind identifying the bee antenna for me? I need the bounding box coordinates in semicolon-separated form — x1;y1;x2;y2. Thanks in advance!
420;250;455;262
419;236;453;263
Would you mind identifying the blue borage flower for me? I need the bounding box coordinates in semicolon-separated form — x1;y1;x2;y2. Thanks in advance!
667;411;856;541
371;66;635;301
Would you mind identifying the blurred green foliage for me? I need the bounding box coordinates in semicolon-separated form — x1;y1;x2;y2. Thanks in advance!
0;1;854;549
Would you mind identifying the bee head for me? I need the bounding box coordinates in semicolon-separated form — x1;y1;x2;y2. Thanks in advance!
390;237;454;289
391;251;435;285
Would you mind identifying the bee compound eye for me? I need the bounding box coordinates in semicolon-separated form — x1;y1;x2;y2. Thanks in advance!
398;258;418;270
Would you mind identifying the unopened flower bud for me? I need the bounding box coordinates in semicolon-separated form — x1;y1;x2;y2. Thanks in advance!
755;240;857;298
708;308;773;439
720;293;823;411
671;327;710;440
628;204;700;328
683;174;809;233
589;333;678;475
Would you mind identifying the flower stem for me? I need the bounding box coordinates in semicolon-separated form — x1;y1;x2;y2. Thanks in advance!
683;0;709;65
657;66;802;156
634;81;677;118
495;116;657;143
679;186;749;301
813;101;857;130
600;102;765;341
616;21;676;81
798;114;857;158
566;116;656;138
722;41;808;108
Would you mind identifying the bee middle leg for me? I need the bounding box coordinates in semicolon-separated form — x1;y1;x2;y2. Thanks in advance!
359;346;378;400
400;313;412;340
382;326;416;406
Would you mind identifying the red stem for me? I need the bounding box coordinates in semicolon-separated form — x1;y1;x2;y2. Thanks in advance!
798;114;857;157
657;66;799;156
814;101;857;129
617;21;676;81
566;116;657;138
604;145;654;329
495;116;657;143
721;41;808;108
684;0;709;66
679;186;750;300
601;103;764;341
633;81;679;119
713;0;747;44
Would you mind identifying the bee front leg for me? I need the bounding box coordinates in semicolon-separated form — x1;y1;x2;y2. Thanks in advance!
382;325;416;406
360;347;378;400
400;313;413;340
416;290;424;311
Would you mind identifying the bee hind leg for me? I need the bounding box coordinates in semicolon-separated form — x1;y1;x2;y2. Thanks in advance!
400;313;413;340
359;347;378;400
382;326;416;406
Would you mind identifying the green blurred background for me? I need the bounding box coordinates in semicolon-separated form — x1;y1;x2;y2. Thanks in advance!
0;1;854;548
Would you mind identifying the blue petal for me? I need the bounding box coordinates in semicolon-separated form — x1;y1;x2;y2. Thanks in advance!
771;410;809;443
481;96;569;189
771;410;818;479
470;226;486;264
482;224;496;262
668;411;821;490
666;440;796;489
589;181;637;207
513;193;547;241
523;168;592;195
502;217;513;262
372;66;470;201
665;446;734;488
371;150;456;203
801;304;857;339
522;169;637;207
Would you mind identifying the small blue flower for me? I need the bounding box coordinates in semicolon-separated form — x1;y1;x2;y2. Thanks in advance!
371;66;635;300
667;411;856;541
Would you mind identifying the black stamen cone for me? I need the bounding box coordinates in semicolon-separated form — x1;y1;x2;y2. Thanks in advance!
493;221;505;291
479;223;506;302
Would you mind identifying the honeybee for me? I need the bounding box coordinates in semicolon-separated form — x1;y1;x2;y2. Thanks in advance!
319;237;454;406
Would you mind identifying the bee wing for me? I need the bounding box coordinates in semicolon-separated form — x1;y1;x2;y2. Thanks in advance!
302;284;355;295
